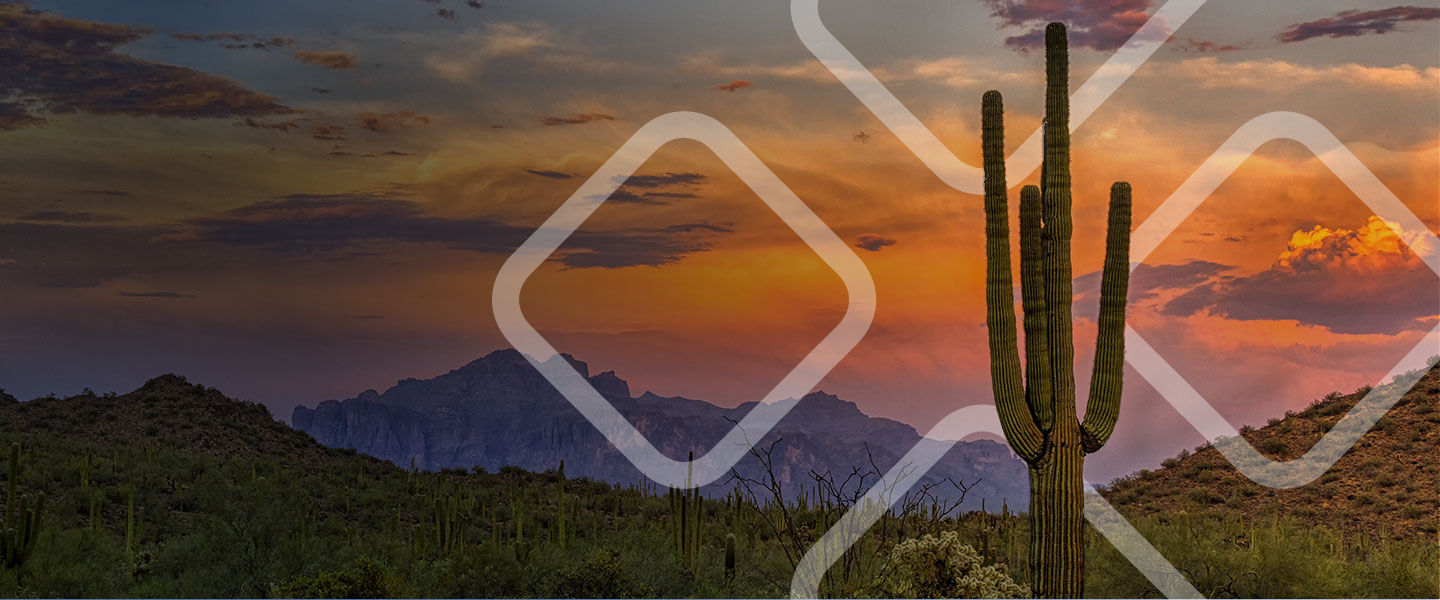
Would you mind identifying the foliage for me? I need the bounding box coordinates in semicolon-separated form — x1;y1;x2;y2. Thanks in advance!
872;531;1029;599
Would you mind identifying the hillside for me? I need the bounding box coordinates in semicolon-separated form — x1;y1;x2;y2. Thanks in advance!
1105;363;1439;539
0;373;1434;597
292;349;1028;510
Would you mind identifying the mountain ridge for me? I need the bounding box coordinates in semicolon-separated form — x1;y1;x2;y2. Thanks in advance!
291;348;1029;509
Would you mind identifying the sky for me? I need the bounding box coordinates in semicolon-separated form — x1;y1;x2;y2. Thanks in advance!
0;0;1436;480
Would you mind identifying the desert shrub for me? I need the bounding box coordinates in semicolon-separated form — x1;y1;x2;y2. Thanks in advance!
872;531;1029;599
274;557;393;599
1259;437;1287;455
543;549;650;598
1188;488;1224;505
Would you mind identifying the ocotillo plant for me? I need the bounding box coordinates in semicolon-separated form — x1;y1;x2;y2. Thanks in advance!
981;22;1132;598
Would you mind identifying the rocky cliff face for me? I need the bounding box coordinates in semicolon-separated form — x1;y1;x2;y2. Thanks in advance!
292;349;1028;509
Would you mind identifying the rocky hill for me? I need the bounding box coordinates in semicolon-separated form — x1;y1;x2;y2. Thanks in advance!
1105;363;1439;539
292;349;1029;509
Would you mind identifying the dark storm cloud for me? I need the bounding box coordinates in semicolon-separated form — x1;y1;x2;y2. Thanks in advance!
1072;260;1232;319
854;234;897;252
1279;6;1440;43
981;0;1154;52
0;5;294;130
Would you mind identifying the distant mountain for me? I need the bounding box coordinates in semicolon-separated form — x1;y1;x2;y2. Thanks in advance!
291;349;1029;510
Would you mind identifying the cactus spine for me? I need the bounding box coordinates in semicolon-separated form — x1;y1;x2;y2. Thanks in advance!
3;443;44;571
981;22;1132;598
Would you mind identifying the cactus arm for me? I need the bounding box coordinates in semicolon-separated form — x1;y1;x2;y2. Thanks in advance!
1040;22;1078;423
1081;182;1132;453
1018;185;1054;432
982;90;1045;463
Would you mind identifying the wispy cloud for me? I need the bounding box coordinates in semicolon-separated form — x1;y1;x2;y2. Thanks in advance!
17;210;126;224
1279;6;1440;43
539;113;615;126
714;80;753;92
1149;57;1440;91
158;192;730;269
117;291;195;299
293;50;358;70
357;111;430;133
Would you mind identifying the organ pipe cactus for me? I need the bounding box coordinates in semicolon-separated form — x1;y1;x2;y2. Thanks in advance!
981;22;1132;598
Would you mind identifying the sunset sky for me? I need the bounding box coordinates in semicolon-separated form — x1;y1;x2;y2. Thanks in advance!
1;0;1436;480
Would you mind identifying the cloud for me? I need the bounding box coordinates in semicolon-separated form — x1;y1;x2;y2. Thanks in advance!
357;111;430;133
17;210;126;224
597;171;707;206
164;192;730;268
1279;6;1440;43
854;234;897;252
172;32;295;50
1148;58;1440;92
539;113;615;126
237;117;300;132
293;50;358;70
523;168;576;180
117;291;195;299
1159;217;1439;335
425;22;630;81
715;80;753;92
433;8;458;21
682;51;1033;89
311;123;346;141
0;101;43;131
1173;39;1244;53
981;0;1155;52
464;1;484;8
1074;260;1233;318
0;5;294;130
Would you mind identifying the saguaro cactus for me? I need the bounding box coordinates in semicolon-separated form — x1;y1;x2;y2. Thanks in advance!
4;443;44;571
981;22;1132;598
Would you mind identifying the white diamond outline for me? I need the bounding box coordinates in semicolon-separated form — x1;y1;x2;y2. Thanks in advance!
787;2;1437;596
492;110;878;489
791;0;1209;192
1127;110;1440;489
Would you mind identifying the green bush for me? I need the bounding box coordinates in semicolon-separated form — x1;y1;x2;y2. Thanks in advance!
871;531;1029;598
275;557;393;599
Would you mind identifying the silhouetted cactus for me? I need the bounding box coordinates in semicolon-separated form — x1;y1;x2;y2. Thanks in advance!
3;443;44;571
981;22;1132;598
724;532;736;583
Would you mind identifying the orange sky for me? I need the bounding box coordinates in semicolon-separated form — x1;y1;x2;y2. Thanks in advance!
0;0;1436;479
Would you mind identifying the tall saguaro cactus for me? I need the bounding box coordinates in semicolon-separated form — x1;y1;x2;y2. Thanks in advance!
981;22;1132;598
